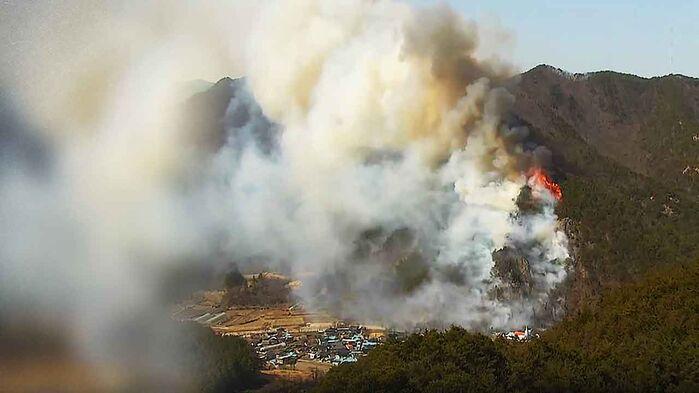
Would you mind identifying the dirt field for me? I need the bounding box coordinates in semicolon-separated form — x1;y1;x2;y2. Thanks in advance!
211;306;342;336
261;359;333;381
176;272;380;337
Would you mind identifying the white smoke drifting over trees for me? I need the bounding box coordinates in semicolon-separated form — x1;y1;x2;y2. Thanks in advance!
208;0;569;329
0;0;569;385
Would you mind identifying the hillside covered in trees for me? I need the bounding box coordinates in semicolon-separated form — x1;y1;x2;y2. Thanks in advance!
509;66;699;314
313;260;698;392
188;67;699;315
180;66;699;392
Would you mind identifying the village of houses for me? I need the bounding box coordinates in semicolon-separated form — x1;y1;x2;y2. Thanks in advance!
172;272;539;378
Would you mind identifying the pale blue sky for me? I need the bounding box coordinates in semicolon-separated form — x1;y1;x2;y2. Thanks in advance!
409;0;699;77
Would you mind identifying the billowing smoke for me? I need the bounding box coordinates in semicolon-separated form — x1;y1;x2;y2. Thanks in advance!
0;0;260;387
207;0;569;329
0;0;569;387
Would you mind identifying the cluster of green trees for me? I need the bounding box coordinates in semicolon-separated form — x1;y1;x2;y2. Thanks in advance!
559;168;699;281
312;260;698;392
177;323;263;392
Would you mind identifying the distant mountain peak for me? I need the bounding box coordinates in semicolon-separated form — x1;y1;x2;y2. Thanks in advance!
525;64;591;81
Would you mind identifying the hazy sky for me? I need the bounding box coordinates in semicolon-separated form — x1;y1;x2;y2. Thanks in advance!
410;0;699;77
1;0;697;82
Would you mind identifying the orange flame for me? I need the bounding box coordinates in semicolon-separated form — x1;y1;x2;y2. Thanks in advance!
528;168;563;201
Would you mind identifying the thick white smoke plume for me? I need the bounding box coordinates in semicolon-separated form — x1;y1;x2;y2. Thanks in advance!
207;0;569;329
0;0;260;387
0;0;569;387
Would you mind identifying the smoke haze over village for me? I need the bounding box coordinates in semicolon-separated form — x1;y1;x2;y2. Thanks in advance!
5;1;694;391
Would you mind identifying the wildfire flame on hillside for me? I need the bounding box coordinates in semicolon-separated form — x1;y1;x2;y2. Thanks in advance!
529;168;563;201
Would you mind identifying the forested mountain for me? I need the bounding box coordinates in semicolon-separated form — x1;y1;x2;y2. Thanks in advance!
511;65;699;193
183;66;699;392
189;66;699;314
508;65;699;313
315;261;698;393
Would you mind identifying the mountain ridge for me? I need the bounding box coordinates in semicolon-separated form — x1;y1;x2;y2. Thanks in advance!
185;65;699;316
526;63;699;81
511;63;699;194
